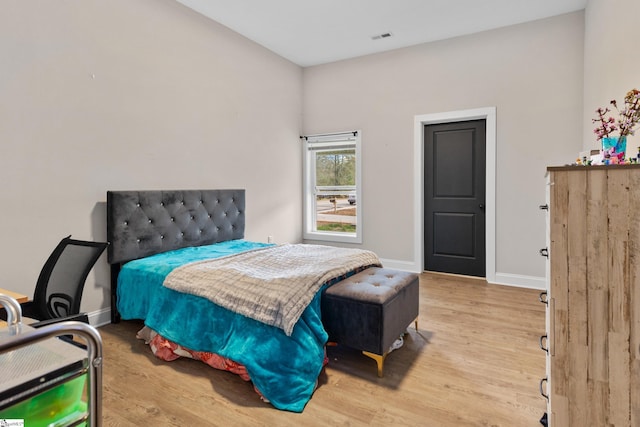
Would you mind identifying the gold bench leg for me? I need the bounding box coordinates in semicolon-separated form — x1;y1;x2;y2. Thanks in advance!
362;351;387;377
362;316;419;377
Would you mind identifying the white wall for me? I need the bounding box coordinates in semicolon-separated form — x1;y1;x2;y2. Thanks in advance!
583;0;640;151
303;12;585;285
3;2;620;321
0;0;303;321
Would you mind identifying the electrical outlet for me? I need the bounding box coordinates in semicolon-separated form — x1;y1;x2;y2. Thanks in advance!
267;236;273;244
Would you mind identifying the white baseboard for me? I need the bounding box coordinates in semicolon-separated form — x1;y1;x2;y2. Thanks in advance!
491;272;546;290
88;307;112;327
379;258;421;273
381;256;547;290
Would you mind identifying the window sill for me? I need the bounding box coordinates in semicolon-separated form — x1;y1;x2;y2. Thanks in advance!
303;231;362;244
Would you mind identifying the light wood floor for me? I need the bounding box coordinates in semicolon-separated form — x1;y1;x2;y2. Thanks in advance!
98;273;547;426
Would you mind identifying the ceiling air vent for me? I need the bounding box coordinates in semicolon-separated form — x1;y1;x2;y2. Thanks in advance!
371;32;393;41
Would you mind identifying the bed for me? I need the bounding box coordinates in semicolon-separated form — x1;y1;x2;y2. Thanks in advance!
106;189;380;412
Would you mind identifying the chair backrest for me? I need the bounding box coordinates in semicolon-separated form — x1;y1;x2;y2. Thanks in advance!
31;235;109;320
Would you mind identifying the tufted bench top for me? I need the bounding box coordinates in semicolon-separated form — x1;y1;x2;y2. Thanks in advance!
324;267;418;304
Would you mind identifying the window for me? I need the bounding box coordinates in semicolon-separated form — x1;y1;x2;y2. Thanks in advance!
303;131;361;243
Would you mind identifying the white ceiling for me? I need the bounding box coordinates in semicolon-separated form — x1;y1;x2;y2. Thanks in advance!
176;0;588;67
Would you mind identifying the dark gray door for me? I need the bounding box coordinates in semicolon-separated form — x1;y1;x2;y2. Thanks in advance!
424;120;486;277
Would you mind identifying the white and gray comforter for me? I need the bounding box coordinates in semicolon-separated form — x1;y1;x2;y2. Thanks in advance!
163;243;381;335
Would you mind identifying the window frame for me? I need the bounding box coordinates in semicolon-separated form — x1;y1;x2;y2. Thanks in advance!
303;131;362;244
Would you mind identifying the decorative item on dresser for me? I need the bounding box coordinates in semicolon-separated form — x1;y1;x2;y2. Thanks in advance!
591;88;640;163
542;164;640;427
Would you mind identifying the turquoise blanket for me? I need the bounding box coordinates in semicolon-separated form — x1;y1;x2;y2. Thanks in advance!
117;240;328;412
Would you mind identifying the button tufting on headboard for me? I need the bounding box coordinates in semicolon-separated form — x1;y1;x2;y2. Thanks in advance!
106;189;245;264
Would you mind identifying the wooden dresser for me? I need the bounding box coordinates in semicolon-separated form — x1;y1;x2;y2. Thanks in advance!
543;165;640;426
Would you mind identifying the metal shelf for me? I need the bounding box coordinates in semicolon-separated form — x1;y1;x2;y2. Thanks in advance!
0;294;103;426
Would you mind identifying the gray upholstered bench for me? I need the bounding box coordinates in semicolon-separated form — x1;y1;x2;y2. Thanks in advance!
321;267;419;377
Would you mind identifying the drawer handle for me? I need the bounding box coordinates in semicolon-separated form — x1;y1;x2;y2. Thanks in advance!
539;291;548;305
539;204;549;210
539;377;549;400
540;335;549;353
539;247;549;258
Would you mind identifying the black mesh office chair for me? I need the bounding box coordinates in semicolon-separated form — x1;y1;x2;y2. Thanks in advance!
1;235;108;324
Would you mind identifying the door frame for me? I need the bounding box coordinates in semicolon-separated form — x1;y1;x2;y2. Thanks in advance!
414;107;496;283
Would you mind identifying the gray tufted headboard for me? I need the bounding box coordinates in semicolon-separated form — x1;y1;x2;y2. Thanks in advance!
106;189;245;322
107;189;245;264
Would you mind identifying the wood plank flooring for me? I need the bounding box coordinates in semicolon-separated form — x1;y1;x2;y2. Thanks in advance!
98;273;546;426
